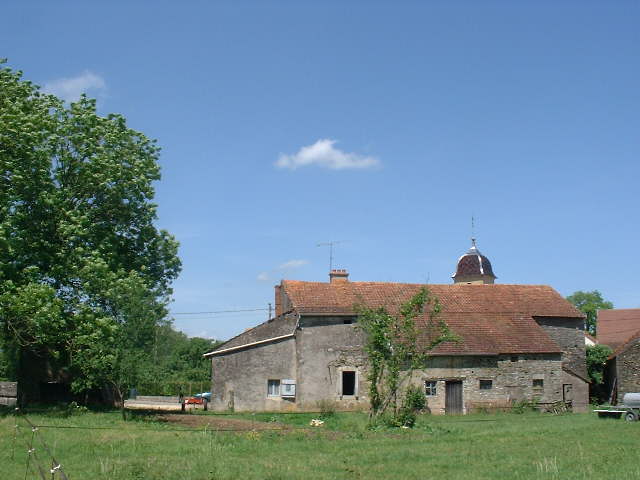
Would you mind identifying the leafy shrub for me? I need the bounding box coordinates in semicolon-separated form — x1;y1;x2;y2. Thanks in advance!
404;385;426;412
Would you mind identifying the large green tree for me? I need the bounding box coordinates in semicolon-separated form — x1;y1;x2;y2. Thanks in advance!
566;290;613;335
0;61;181;402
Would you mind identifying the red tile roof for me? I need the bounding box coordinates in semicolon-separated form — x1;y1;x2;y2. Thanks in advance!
282;282;583;318
597;309;640;352
282;282;582;355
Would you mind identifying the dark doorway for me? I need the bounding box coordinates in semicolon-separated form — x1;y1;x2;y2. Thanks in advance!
342;371;356;396
445;380;463;414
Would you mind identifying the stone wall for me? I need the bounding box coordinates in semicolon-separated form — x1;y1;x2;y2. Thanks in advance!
615;337;640;400
210;337;297;412
209;315;587;414
534;316;587;378
295;316;369;411
408;354;564;414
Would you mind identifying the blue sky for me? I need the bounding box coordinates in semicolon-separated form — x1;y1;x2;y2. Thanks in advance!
3;1;639;340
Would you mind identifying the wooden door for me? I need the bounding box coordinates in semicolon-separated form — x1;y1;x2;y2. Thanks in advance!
445;381;463;414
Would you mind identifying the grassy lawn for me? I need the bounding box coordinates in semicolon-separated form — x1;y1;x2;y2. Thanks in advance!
2;408;640;480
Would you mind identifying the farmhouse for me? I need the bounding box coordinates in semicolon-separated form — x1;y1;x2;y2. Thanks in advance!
598;309;640;402
205;241;588;414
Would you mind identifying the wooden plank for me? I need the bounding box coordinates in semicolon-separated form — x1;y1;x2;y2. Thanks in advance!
0;382;17;397
123;401;183;411
134;396;181;403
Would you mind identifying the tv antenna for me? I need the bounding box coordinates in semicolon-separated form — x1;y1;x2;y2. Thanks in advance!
317;240;343;272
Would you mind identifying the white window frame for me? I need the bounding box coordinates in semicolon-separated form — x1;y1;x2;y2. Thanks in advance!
281;379;296;398
425;380;437;396
267;379;280;397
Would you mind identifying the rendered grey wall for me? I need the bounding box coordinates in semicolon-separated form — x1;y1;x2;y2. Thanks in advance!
210;337;296;412
295;316;369;411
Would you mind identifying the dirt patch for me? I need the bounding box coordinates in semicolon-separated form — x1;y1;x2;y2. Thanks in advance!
158;414;296;431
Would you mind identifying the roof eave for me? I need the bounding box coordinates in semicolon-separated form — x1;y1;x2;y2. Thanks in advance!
203;333;295;357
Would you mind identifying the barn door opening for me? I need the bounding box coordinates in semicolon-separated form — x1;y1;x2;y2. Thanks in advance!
445;380;463;414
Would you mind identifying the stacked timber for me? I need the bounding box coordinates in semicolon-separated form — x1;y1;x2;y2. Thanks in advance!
123;395;184;412
0;382;17;407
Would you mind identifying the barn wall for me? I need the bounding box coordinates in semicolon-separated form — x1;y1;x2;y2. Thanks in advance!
615;337;640;401
209;337;296;412
534;317;586;378
295;316;369;411
409;354;564;414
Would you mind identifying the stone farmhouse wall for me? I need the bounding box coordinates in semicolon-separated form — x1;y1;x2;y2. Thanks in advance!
295;316;369;411
408;354;564;414
535;317;586;378
210;337;297;412
210;315;588;413
614;337;640;400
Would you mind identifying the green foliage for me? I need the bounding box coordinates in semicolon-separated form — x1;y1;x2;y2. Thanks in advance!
403;384;426;412
566;290;613;335
586;344;613;385
357;287;457;426
0;60;181;401
587;344;613;403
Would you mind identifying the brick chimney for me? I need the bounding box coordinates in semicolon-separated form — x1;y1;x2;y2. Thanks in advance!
274;284;283;317
329;269;349;283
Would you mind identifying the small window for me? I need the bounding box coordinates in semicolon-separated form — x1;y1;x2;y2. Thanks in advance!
425;380;437;396
267;379;280;396
533;379;544;389
479;379;492;390
281;381;296;398
342;371;356;396
343;319;353;325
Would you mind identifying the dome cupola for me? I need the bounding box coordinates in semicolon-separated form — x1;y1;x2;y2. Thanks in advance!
452;238;496;285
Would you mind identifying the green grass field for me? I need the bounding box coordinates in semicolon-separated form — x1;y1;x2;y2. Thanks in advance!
2;408;640;480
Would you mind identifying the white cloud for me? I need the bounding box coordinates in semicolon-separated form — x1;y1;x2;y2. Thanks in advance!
43;71;106;102
278;259;309;270
276;139;380;170
257;259;308;282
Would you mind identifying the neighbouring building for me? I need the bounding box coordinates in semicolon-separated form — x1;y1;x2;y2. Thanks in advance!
205;241;588;414
598;309;640;402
